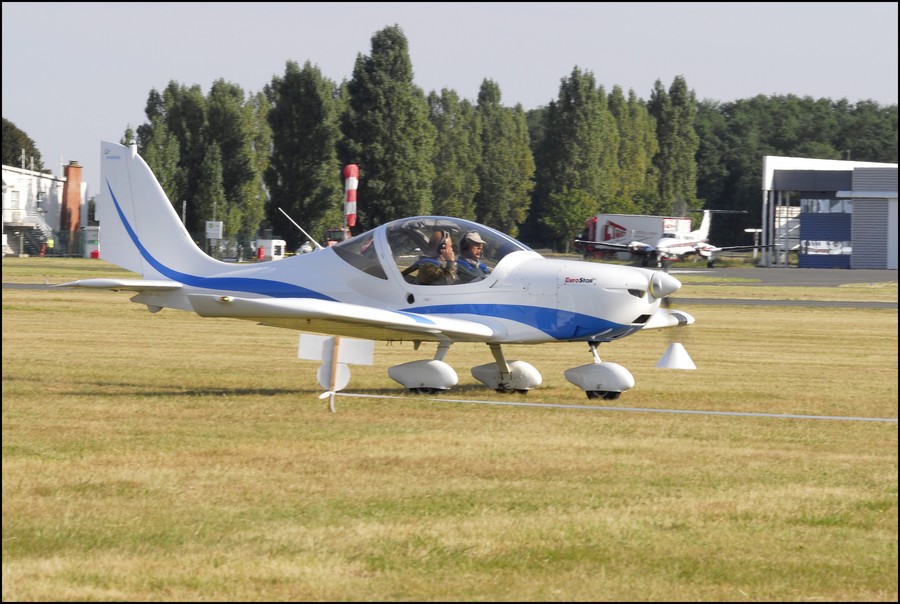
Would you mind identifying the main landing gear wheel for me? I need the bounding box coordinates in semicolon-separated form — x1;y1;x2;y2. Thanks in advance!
409;387;444;395
493;387;530;395
586;390;621;400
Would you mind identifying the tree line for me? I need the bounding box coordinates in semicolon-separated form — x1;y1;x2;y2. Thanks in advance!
4;25;897;250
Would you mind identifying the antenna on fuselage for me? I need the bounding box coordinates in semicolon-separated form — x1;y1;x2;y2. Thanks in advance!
277;207;325;250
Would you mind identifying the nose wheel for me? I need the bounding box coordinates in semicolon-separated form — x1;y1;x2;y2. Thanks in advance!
565;342;635;400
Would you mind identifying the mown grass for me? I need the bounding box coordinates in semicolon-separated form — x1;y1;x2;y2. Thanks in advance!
2;257;897;601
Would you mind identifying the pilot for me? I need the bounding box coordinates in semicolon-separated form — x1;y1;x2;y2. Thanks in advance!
456;230;490;283
413;230;458;285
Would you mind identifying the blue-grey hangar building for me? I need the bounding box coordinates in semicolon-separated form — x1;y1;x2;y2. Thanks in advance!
761;156;898;269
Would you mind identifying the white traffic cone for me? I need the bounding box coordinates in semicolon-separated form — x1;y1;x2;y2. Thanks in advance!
656;343;697;370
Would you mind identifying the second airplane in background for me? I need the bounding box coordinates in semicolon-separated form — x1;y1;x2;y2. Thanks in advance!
576;210;768;269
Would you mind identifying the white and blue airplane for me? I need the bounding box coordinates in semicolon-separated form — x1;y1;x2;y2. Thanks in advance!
60;141;695;400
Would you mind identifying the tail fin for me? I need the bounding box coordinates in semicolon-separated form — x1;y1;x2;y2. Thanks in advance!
695;210;712;241
98;140;224;278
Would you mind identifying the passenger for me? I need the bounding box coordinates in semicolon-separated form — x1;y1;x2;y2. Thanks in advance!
456;230;490;282
413;230;458;285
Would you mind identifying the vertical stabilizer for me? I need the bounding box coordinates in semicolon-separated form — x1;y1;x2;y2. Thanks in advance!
98;141;224;279
695;210;712;241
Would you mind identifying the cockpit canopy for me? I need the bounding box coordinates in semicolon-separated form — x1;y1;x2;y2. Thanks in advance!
331;216;532;283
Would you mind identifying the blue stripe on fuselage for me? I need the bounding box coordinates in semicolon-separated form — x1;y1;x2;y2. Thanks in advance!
410;303;631;340
109;181;334;299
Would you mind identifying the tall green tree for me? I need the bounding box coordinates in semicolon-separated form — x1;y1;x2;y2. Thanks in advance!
265;60;343;248
528;67;614;247
474;79;535;237
648;76;699;216
693;99;729;212
608;86;658;213
340;25;436;228
524;106;548;156
137;81;271;245
427;88;481;218
540;188;596;253
135;117;181;208
242;90;272;242
206;79;258;239
2;118;43;170
693;94;898;244
509;104;538;232
193;142;228;250
169;83;209;235
837;99;898;163
193;141;225;222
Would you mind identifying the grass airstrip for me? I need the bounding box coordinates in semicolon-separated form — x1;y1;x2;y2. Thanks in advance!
2;257;897;601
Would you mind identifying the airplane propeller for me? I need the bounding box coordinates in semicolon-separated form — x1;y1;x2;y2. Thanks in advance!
654;270;696;370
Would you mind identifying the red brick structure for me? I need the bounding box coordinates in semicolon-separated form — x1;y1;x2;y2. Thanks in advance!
60;160;82;234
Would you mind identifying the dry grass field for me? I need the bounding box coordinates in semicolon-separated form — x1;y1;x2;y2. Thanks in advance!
2;257;897;601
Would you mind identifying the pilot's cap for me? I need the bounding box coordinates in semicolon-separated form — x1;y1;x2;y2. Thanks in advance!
462;231;486;245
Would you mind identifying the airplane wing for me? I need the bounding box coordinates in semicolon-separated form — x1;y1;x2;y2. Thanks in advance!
574;240;654;254
187;294;499;342
55;278;183;292
709;244;776;252
695;243;776;257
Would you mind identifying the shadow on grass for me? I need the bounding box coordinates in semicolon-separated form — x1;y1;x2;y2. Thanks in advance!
59;379;511;400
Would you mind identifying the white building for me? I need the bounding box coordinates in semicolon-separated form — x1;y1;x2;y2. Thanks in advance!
2;160;88;256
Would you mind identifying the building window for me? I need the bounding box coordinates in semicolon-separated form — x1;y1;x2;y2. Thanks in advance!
800;198;853;213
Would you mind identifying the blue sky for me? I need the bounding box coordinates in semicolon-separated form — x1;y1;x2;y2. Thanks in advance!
3;2;897;195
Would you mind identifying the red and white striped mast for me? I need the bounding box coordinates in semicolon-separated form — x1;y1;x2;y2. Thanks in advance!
343;164;359;231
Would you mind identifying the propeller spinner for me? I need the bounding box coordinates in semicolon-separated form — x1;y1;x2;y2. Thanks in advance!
648;270;681;299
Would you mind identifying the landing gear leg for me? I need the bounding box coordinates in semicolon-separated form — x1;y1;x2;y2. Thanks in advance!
589;341;602;364
470;344;542;393
434;342;451;362
488;343;513;392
